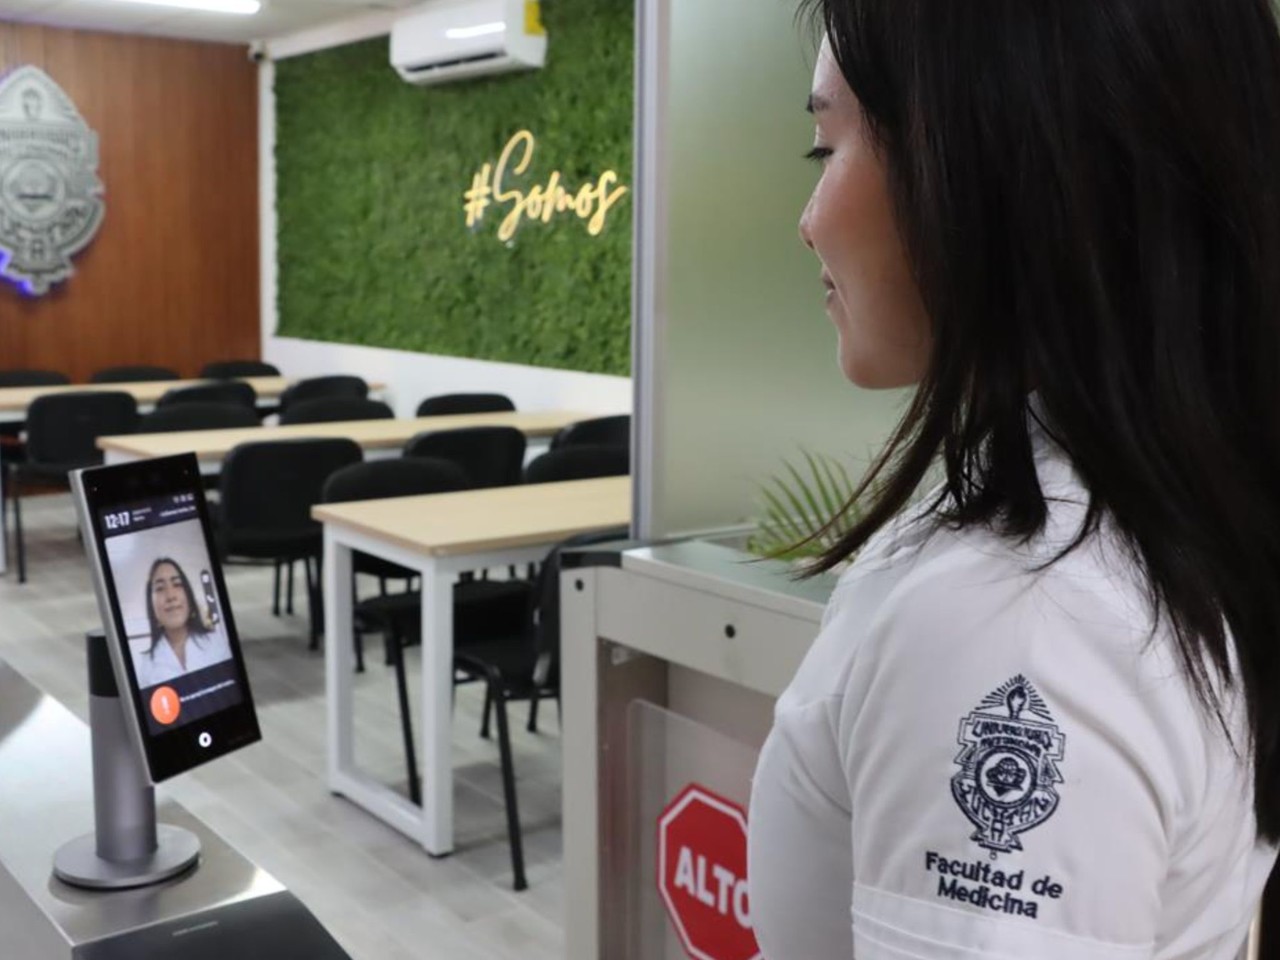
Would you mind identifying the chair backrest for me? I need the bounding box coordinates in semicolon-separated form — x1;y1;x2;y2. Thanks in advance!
25;391;138;466
90;365;180;383
200;360;281;379
321;457;471;505
220;438;362;538
158;381;257;410
278;375;368;412
404;426;526;488
549;414;630;451
532;527;631;684
523;444;630;484
137;402;260;434
279;397;394;425
415;393;515;417
0;369;70;388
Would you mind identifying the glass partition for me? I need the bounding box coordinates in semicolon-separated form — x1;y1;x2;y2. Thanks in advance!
634;0;908;540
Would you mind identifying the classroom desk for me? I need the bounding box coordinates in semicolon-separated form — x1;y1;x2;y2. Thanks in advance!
313;476;631;856
96;410;592;473
0;376;296;424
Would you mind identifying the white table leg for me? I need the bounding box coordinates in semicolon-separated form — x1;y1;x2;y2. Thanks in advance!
419;558;455;856
324;531;356;788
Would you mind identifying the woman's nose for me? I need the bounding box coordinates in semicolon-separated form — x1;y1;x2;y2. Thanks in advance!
798;197;816;251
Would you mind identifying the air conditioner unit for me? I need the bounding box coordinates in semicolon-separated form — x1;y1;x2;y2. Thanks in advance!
390;0;547;86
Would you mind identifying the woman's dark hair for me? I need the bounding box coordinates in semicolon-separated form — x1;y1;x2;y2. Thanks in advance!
804;0;1280;838
144;557;207;655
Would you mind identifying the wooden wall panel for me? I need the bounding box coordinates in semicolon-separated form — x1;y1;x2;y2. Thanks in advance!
0;24;259;381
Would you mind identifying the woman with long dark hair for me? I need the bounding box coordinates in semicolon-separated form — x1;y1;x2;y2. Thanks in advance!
747;1;1280;957
134;557;231;688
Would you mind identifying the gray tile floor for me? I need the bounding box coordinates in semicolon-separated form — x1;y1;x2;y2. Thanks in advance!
0;492;565;960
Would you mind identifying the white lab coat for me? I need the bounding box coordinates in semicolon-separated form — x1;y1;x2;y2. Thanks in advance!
748;420;1276;960
132;625;233;689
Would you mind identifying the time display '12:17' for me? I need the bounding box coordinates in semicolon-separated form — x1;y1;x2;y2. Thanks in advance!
102;511;131;531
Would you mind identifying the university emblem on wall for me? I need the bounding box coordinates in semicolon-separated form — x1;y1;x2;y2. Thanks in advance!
951;675;1066;856
0;66;105;295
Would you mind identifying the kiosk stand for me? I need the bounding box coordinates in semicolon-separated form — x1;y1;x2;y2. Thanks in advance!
0;651;353;959
53;631;200;890
559;539;834;960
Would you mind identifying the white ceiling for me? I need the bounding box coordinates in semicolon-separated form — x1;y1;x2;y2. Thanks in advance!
0;0;411;45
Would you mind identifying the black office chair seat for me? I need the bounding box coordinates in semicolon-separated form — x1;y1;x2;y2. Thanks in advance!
550;414;630;450
221;529;319;560
138;403;260;434
6;390;138;583
405;426;527;488
454;637;540;694
416;393;515;417
158;381;257;410
523;444;630;483
280;397;393;425
355;578;534;648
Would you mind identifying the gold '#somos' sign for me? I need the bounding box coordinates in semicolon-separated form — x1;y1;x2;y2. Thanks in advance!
463;130;629;242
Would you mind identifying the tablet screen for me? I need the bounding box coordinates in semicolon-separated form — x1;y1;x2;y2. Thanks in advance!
76;455;261;781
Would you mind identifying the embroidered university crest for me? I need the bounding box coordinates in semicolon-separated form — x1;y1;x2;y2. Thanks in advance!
952;675;1066;856
0;66;105;295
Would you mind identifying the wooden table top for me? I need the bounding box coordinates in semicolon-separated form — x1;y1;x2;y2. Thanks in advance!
312;476;631;558
0;376;298;413
97;410;597;460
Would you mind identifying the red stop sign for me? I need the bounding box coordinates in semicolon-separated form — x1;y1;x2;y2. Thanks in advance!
657;784;761;960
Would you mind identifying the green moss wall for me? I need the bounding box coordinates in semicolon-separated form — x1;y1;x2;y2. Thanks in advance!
274;0;633;376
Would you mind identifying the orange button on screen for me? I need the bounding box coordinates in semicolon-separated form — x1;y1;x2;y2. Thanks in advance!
150;686;181;725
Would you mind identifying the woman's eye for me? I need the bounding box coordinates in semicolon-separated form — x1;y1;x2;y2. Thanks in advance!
804;146;833;162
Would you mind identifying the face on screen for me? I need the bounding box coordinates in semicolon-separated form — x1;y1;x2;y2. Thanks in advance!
102;500;244;735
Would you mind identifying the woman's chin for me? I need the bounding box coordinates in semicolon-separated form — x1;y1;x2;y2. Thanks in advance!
839;347;883;388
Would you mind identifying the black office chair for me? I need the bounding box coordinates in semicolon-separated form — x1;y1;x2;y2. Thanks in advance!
404;427;526;488
0;369;70;387
215;438;363;646
353;521;549;844
137;404;260;495
277;376;368;416
549;414;630;450
0;369;71;466
158;381;257;411
280;398;393;426
415;393;515;417
453;528;627;891
270;392;390;615
523;445;630;484
200;360;281;379
323;458;474;670
90;365;180;383
326;461;532;804
137;402;260;434
5;391;138;583
364;527;626;891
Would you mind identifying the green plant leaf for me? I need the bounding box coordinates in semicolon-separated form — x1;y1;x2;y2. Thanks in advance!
749;450;863;562
803;449;837;517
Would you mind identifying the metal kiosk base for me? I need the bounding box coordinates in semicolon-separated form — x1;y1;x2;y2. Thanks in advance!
0;633;353;959
53;631;202;890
